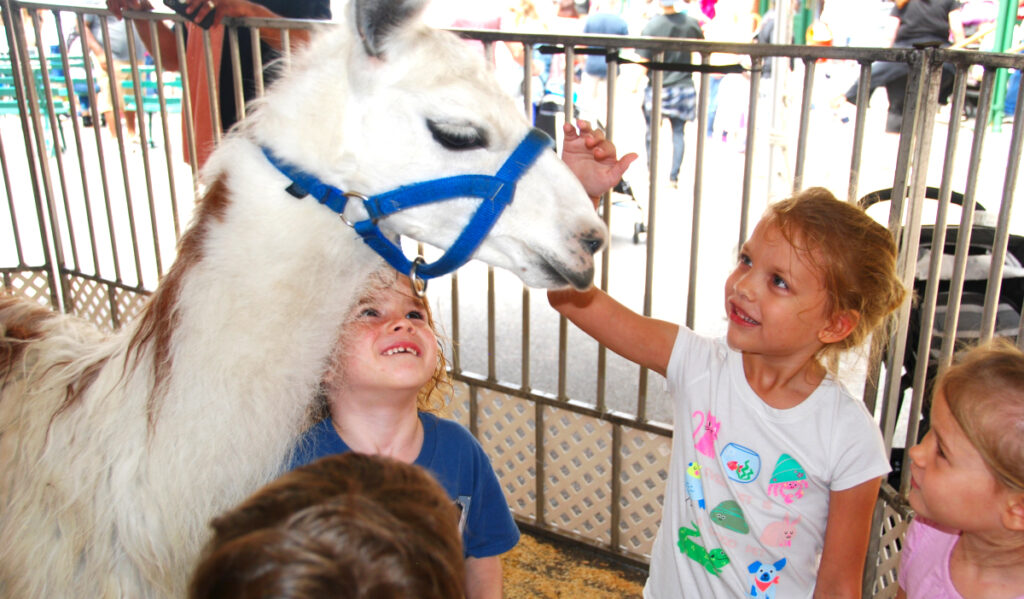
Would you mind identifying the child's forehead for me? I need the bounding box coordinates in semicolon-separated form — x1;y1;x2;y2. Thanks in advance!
357;281;425;307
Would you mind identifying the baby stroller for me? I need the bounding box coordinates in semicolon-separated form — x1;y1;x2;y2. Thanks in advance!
610;177;647;245
860;187;1024;485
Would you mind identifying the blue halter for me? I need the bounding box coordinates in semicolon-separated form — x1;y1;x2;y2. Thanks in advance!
261;128;554;293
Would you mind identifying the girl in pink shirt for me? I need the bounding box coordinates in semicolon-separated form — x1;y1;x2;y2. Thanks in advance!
898;340;1024;599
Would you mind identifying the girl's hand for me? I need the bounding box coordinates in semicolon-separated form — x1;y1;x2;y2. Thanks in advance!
561;120;637;203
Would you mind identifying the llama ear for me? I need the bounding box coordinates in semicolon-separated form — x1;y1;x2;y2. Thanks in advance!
353;0;429;58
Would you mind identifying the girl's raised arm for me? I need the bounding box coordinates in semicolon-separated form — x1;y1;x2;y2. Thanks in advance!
547;286;678;376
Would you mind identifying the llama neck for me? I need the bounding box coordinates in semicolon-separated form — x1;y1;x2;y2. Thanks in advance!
137;138;383;478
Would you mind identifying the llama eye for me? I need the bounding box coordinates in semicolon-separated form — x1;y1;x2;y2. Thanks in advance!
426;119;488;151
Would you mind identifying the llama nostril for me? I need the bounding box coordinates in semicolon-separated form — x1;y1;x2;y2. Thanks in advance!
581;234;604;256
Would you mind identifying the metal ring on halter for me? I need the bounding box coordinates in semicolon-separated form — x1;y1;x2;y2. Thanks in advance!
340;192;371;227
408;256;428;298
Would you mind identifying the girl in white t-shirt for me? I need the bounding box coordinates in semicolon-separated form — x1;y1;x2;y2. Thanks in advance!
551;136;906;597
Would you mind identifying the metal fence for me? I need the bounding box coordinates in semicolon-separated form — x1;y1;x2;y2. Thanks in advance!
3;1;1023;596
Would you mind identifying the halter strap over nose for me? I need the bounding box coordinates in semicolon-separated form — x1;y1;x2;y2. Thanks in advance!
262;128;554;291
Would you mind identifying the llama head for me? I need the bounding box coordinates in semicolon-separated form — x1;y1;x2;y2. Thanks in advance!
240;0;607;290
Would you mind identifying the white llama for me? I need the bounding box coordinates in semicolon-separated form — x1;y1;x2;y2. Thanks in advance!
0;0;606;596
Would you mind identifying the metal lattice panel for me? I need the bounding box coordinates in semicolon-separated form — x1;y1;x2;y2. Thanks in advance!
541;406;613;544
112;287;149;329
617;426;670;556
67;276;115;333
1;270;53;308
871;500;911;599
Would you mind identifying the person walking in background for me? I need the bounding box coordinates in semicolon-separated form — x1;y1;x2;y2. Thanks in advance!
535;0;584;144
836;0;964;133
638;0;703;188
81;14;147;144
581;0;629;122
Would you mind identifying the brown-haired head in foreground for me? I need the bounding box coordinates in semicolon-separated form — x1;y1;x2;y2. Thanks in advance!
189;453;465;599
765;187;906;364
940;338;1024;493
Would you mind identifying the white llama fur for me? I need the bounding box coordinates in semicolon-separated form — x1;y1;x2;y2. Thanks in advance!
0;0;606;596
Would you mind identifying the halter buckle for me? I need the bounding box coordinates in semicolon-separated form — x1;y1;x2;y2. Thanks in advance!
340;192;372;227
408;256;428;298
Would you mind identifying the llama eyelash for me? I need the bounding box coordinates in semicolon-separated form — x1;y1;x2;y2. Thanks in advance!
426;119;488;151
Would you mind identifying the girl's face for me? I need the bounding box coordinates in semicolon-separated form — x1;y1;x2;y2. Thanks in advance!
907;390;1010;532
332;278;439;398
723;220;835;360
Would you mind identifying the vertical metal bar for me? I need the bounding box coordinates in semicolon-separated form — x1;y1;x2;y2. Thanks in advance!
522;43;534;119
846;61;873;204
40;10;79;274
280;28;291;63
173;23;200;185
53;12;99;273
124;19;163;283
791;57;815;193
938;69;996;368
739;57;761;246
978;90;1024;339
228;25;245;122
563;44;575;126
468;385;479;438
95;17;144;286
75;11;120;284
11;6;65;308
638;57;664;422
451;271;462;374
146;18;182;240
251;27;265;98
0;125;26;266
535;403;546;527
521;284;530;391
687;54;709;330
487;266;496;382
609;424;622;551
880;51;940;454
897;68;967;490
201;27;222;145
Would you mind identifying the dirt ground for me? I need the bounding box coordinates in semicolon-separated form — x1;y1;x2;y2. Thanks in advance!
503;530;647;599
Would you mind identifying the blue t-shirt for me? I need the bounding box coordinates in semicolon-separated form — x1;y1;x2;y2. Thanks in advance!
291;412;520;559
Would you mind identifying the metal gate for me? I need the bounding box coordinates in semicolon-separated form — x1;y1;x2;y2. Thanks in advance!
3;1;1023;596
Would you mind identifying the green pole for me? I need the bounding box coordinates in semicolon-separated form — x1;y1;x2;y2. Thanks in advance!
793;0;810;45
990;0;1017;130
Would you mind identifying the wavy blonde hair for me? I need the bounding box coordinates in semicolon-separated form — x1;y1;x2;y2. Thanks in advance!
765;187;907;367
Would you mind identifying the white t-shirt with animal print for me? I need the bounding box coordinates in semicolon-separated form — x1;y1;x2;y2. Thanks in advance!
643;327;890;598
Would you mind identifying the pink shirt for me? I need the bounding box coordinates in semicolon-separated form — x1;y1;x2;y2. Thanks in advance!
898;518;1024;599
